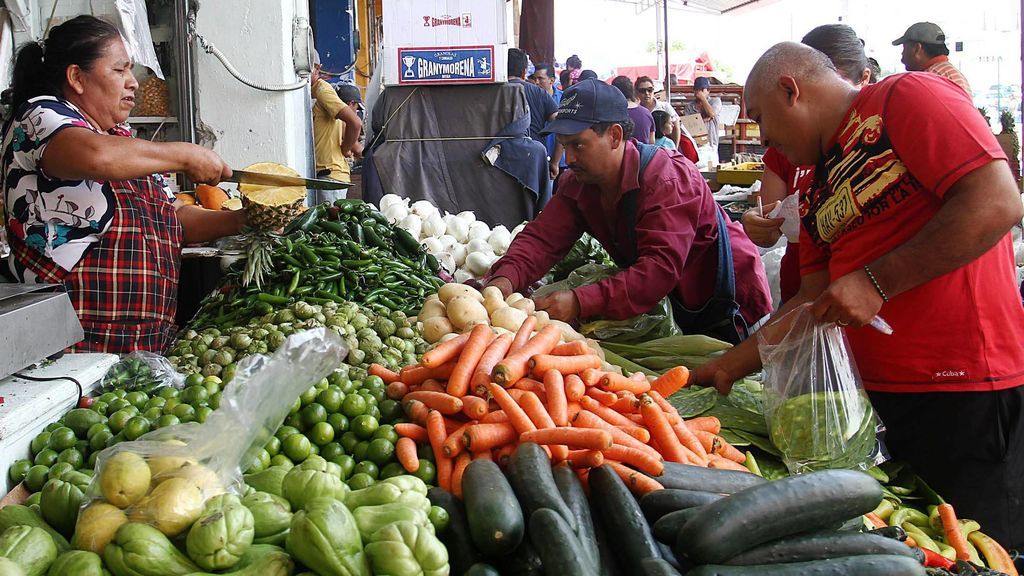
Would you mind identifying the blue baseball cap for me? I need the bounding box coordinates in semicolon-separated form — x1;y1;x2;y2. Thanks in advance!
694;76;711;90
541;80;628;136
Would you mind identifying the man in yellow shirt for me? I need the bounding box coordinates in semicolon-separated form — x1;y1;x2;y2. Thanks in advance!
311;50;363;201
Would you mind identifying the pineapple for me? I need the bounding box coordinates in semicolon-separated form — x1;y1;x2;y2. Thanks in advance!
238;162;306;230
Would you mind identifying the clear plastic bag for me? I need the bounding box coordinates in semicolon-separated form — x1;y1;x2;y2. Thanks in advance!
758;304;881;474
114;0;164;79
81;328;347;538
533;262;682;345
100;351;185;393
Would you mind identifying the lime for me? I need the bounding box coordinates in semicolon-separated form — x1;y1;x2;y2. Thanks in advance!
380;462;406;480
30;432;51;455
107;398;131;413
367;389;386;406
299;386;318;406
346;472;375;490
351;380;365;391
222;363;237;384
208;392;222;410
366;438;396;466
328;370;348;388
301;403;329;429
184;372;205;388
351;415;379;440
158;387;180;400
106;431;126;448
34;448;59;467
25;492;41;506
367;406;381;421
365;375;386;389
353;441;369;462
57;448;84;469
181;385;209;406
162;398;181;415
87;452;99;469
309;421;335;446
203;375;222;394
378;399;402;423
428;505;450;533
353;460;379;479
25;465;50;492
330;454;355;480
75;440;89;457
48;461;75;481
172;403;196;423
372;424;399;444
289;397;302;415
156;414;180;428
340;431;360;453
284;413;303;431
143;407;163;421
341;395;368;419
327;413;349;436
125;391;149;409
282;433;312;462
195;406;213;423
124;417;151;441
47;427;77;451
98;392;118;404
8;459;31;484
308;443;320;456
276;426;301;442
144;397;166;411
316;387;344;414
265;436;281;457
412;459;436;485
270;455;294;469
245;449;271;474
90;430;113;451
107;410;132;434
320;442;344;462
91;401;109;416
417;444;434;461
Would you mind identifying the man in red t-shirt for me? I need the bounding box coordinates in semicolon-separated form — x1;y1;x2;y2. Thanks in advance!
695;42;1024;548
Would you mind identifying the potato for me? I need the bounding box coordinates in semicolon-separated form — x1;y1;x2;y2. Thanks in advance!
425;293;440;303
439;283;483;304
439;332;461;343
533;310;551;327
482;287;508;316
505;293;524;305
418;299;447;320
482;285;504;302
491;306;528;332
422;316;454;343
447;296;489;331
510;298;535;315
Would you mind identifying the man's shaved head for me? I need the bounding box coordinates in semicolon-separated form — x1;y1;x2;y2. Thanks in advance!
746;41;840;98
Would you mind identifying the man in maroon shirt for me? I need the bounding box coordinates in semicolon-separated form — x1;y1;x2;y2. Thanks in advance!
486;81;772;343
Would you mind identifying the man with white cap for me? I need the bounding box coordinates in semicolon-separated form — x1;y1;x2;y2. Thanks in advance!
893;21;971;94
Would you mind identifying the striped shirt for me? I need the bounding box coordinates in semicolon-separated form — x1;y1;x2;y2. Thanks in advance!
925;55;971;95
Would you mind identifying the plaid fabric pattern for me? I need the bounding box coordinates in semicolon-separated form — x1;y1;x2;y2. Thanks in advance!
10;174;182;354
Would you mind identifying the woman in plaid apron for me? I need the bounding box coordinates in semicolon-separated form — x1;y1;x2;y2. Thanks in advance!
3;16;244;353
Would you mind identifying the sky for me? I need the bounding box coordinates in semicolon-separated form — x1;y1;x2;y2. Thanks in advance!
553;0;1021;97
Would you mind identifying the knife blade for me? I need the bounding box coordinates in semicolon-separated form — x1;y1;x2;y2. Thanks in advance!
224;169;351;190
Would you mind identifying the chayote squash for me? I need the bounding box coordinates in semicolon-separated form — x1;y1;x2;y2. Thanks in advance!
39;475;88;537
343;483;402;510
381;476;428;496
365;521;450;576
0;506;70;553
281;457;347;511
180;544;292;576
352;503;432;542
243;466;288;498
241;492;291;545
46;550;109;576
286;497;370;576
185;494;254;571
0;525;57;576
103;523;198;576
0;557;24;576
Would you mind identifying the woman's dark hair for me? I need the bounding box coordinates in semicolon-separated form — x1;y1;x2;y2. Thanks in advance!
566;54;582;70
611;75;635;101
634;75;655;92
801;24;868;85
11;15;122;111
652;110;671;140
559;69;571;88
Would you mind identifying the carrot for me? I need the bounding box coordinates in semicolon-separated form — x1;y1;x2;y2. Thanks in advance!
513;377;546;394
419;379;446;393
565;450;605;469
386;381;410;400
506;388;530;403
493;325;562;386
394;423;429;443
422;332;471;368
695;430;717;454
487;383;537;435
601;372;651;394
550;340;590;356
426;410;453;490
400;362;457;386
711;436;745;463
480;410;509;424
585;387;618;406
610;393;641;414
605;461;664;495
529;354;603;377
580;396;640;429
580;368;605;387
463;422;518;452
602;444;664;476
938;503;973;561
685;416;721;434
647;391;682;425
864;512;887;529
404;391;464;415
396;437;420;472
517;392;568;462
446;324;493;397
443;417;464;435
651;366;690;398
615;425;651;444
403;399;430;425
461;395;489;420
640;395;690;464
708;454;750;472
442;422;472;458
565;374;586;402
573;410;661;458
671;420;709;464
508;315;538;354
543;369;569;427
369;363;401;384
567;402;582;422
521;427;613;450
471;334;515;393
494;444;516;467
450;453;472;499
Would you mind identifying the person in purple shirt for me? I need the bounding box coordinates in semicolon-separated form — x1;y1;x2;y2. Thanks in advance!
612;75;655;144
485;81;771;343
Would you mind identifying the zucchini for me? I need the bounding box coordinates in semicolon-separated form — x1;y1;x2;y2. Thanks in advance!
868;526;908;542
640;489;723;522
655;462;766;494
642;557;683;576
591;498;623;576
589;465;660;566
653;507;705;544
465;563;501;576
508;443;576;531
725;531;919;565
529;509;597;576
553;464;600;574
493;539;544;576
462;459;525;557
686;554;926;575
427;487;479;574
677;469;883;564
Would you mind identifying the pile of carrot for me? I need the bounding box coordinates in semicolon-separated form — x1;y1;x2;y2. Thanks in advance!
369;316;749;498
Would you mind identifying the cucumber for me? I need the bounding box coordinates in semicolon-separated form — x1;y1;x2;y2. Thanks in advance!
493;539;544;576
462;459;525;557
725;531;919;565
642;557;683;576
591;498;623;576
640;489;724;522
529;509;597;576
653;507;705;544
677;469;883;565
427;487;479;574
686;554;926;575
655;462;766;494
465;563;502;576
589;465;660;566
552;464;600;574
508;443;576;531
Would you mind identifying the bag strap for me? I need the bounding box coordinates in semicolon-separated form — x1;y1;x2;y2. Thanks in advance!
614;142;659;268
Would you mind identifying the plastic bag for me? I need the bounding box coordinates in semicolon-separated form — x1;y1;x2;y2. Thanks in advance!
82;328;347;538
114;0;164;79
758;304;881;474
534;262;682;344
100;351;184;393
546;233;615;283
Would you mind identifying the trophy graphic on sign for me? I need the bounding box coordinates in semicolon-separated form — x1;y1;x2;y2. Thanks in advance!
402;54;417;79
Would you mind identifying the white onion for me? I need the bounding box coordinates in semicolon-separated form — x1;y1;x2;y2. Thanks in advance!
423;213;446;238
446;217;470;243
400;214;422;240
422;236;444;255
453;268;473;284
466;238;492;254
465;251;497;276
382;203;409;223
411;200;439;219
378;193;404;211
488;225;511;255
450;243;468;267
456;210;477;223
468;221;491;241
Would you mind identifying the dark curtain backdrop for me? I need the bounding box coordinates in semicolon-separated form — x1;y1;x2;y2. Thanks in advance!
519;0;554;65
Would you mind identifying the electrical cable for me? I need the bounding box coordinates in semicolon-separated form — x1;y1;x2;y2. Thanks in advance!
13;372;84;405
191;28;310;92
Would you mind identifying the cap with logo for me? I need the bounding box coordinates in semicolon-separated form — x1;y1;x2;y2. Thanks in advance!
892;22;946;46
541;80;628;136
